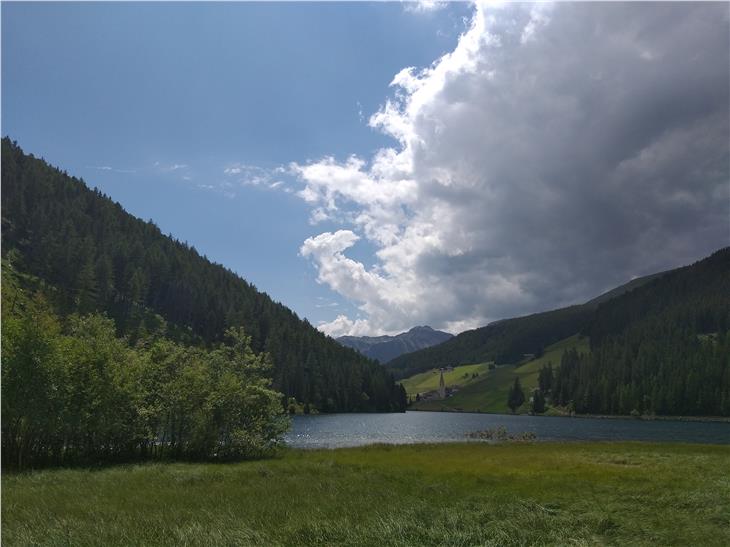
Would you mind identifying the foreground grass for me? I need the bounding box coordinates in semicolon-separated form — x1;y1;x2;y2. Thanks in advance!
414;334;589;413
3;442;729;546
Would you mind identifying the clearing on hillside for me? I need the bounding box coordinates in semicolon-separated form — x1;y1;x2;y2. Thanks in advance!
409;334;589;413
399;363;491;398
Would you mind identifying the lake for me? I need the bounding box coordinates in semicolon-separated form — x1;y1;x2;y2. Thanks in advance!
285;411;730;448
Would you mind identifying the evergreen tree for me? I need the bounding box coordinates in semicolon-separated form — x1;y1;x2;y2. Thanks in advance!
507;377;525;413
531;388;546;414
538;362;553;394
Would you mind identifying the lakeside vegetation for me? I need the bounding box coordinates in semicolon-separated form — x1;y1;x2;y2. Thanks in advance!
4;442;729;546
2;265;289;470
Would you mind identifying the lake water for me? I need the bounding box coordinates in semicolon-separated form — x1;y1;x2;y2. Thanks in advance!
285;411;730;448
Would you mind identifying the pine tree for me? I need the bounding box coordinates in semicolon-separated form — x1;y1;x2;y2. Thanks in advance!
531;388;546;414
507;377;525;413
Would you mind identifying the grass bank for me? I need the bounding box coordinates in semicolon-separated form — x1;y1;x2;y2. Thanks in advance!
3;442;729;546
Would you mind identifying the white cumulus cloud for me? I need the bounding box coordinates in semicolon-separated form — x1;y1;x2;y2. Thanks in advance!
295;2;730;336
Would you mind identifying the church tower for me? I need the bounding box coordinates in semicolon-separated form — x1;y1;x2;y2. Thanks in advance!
438;369;446;399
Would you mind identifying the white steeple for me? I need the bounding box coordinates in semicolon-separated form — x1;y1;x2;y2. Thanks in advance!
438;369;446;399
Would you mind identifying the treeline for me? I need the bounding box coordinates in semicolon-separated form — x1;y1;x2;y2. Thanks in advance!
387;305;593;379
548;249;730;416
2;269;289;470
1;138;406;413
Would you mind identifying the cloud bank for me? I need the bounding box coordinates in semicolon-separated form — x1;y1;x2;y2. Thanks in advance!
295;2;730;337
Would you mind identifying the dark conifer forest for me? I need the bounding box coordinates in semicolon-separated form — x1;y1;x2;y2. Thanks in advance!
1;138;407;420
553;248;730;416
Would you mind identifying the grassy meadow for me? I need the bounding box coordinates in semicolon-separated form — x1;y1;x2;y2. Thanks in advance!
3;441;729;546
411;334;589;413
400;362;491;397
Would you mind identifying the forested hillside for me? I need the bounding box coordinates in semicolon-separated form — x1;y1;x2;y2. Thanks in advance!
552;248;730;416
394;248;730;417
387;305;593;379
387;268;671;380
1;138;406;413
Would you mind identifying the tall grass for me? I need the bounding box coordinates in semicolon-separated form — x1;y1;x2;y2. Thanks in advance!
3;442;729;546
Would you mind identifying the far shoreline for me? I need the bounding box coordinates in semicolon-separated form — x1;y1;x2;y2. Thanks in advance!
404;408;730;423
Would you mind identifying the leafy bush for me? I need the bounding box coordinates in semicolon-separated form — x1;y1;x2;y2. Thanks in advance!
2;288;289;470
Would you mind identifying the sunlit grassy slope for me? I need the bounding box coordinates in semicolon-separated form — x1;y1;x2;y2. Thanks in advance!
411;334;589;413
400;363;491;397
3;442;729;546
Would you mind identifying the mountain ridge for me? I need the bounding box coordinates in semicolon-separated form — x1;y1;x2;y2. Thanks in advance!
337;325;453;363
583;270;668;307
385;255;715;379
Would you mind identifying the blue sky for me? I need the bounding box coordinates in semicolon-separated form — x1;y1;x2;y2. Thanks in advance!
2;1;470;326
3;2;728;337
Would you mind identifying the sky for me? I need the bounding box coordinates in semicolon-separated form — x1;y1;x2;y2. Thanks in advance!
3;1;729;337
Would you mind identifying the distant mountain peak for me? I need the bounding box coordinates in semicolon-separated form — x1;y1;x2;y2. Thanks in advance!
337;326;453;363
408;325;436;333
